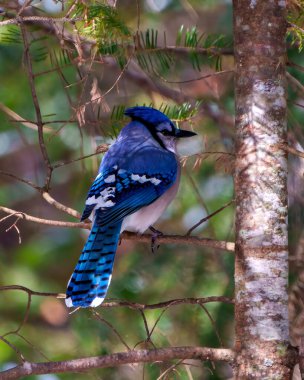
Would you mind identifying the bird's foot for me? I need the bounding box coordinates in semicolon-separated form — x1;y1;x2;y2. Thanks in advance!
149;226;163;254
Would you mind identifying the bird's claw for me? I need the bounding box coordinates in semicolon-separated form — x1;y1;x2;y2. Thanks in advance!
149;226;163;254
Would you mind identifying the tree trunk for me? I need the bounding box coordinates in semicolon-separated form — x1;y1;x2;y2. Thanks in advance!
233;1;293;378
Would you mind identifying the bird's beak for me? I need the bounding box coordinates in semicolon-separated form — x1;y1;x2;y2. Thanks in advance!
175;129;197;138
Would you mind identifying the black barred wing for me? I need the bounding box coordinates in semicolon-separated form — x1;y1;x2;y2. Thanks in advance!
81;166;177;226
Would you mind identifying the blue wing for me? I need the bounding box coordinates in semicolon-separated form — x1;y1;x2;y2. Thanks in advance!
81;147;177;227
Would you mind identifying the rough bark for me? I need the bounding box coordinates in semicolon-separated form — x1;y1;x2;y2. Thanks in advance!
233;0;293;378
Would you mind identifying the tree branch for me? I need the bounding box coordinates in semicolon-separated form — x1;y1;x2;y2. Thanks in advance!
186;199;235;236
0;16;81;26
0;102;53;133
1;346;235;380
0;206;90;229
4;4;234;128
122;231;235;252
284;144;304;160
0;206;235;251
41;192;81;219
100;296;234;310
0;170;41;191
19;21;53;190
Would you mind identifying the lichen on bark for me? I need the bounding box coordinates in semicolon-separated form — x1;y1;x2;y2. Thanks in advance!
233;0;293;378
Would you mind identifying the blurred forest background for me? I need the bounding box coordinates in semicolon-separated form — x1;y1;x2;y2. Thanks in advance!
0;0;303;379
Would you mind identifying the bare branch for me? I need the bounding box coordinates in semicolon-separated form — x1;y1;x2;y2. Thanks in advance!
0;346;234;380
0;286;233;309
155;69;234;85
0;170;41;191
285;144;304;160
287;71;304;95
0;103;53;133
138;45;233;56
92;310;131;351
0;336;26;364
186;199;235;236
122;231;235;252
53;144;109;168
41;193;80;219
0;171;81;219
0;206;235;251
101;296;234;310
5;215;22;244
0;206;90;230
0;16;81;26
0;285;65;299
19;21;53;190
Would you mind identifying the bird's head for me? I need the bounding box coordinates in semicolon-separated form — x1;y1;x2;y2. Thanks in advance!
124;106;196;152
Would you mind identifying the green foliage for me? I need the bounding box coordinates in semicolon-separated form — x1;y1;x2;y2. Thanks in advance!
287;25;304;51
287;0;304;51
73;1;132;68
176;25;231;71
136;29;174;73
74;1;131;38
135;26;230;73
49;47;71;67
159;100;202;122
30;36;50;63
71;2;230;74
0;25;22;44
110;101;201;127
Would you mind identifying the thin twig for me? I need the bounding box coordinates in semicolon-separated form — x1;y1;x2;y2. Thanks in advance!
20;21;53;190
5;215;22;244
0;171;81;219
53;145;109;168
0;103;53;133
0;206;90;229
91;310;131;351
101;296;234;310
0;285;66;299
0;336;26;363
3;292;32;338
284;144;304;160
156;69;234;85
199;304;223;347
0;170;41;191
186;199;235;236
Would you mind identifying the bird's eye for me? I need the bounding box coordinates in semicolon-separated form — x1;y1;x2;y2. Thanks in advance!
161;130;170;136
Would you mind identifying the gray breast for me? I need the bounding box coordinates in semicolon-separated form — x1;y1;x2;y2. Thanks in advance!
121;163;181;233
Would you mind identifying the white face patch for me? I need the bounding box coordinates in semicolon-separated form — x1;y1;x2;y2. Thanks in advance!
86;187;116;208
131;174;161;186
104;174;115;183
157;134;177;153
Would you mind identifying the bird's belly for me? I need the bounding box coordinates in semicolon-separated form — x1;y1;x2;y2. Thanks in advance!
121;172;180;234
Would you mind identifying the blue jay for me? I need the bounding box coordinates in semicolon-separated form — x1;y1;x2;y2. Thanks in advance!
65;106;196;308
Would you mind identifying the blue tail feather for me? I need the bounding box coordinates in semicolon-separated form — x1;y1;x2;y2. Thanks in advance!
66;221;122;308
